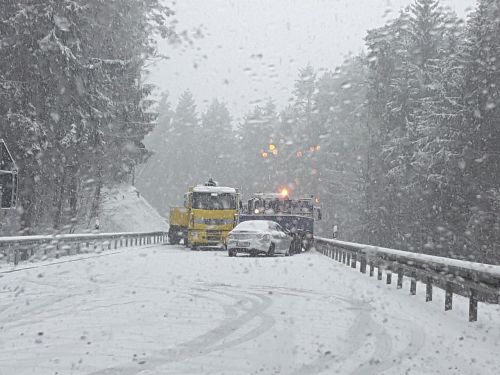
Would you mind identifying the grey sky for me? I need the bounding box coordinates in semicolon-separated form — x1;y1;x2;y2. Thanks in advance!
149;0;476;121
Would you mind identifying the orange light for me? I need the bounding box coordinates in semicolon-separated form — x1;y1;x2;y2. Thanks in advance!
280;188;289;197
315;145;321;151
268;143;276;151
296;151;303;158
309;146;315;152
272;149;278;156
261;152;269;158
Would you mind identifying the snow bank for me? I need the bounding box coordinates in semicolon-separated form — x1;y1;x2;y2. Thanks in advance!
98;184;167;233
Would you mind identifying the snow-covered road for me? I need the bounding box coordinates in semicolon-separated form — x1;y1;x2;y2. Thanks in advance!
1;245;499;374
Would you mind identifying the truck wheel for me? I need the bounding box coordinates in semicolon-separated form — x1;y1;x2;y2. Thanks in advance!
169;234;179;245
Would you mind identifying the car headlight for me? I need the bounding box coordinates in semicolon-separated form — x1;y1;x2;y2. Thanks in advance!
257;233;270;241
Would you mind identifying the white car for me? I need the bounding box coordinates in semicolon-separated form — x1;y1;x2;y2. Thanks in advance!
226;220;293;257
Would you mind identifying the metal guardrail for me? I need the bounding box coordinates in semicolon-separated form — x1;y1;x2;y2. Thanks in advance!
0;231;168;265
314;237;500;322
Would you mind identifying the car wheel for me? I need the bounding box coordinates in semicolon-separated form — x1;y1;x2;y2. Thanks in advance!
285;246;290;256
228;249;236;257
267;243;275;257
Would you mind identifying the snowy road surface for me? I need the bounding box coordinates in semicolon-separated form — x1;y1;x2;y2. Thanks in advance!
1;245;499;375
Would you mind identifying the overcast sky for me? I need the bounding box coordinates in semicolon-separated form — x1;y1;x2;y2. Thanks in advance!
149;0;476;121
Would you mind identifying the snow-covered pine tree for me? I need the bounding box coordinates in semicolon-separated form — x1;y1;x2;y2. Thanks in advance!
0;0;177;232
458;0;500;262
199;99;235;184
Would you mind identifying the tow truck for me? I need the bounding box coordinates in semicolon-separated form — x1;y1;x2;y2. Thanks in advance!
239;189;321;254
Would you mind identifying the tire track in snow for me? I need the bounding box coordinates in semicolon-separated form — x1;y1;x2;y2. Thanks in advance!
88;287;276;375
288;298;377;375
289;256;426;375
350;318;425;375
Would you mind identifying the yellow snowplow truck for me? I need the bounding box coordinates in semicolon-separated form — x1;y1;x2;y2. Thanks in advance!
168;180;240;249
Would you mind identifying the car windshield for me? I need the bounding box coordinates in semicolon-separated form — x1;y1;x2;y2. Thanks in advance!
235;220;272;231
2;0;499;374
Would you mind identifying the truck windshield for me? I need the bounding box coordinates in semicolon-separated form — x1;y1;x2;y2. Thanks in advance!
192;192;236;210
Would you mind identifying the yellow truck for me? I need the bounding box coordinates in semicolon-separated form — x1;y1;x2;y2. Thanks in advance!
168;180;240;249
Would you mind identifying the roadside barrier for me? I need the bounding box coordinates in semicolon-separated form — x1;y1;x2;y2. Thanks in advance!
0;231;168;265
315;237;500;322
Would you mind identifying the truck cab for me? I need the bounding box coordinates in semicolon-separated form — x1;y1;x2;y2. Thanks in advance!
187;185;240;248
169;180;240;249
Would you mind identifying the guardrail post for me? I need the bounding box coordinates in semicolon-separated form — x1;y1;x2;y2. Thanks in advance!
445;286;453;311
360;257;367;274
342;251;346;264
351;254;357;268
410;272;417;295
346;253;351;266
397;268;403;289
114;240;117;249
369;262;374;277
469;290;478;322
14;249;19;265
426;278;433;302
335;249;339;261
377;267;382;280
386;271;392;285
